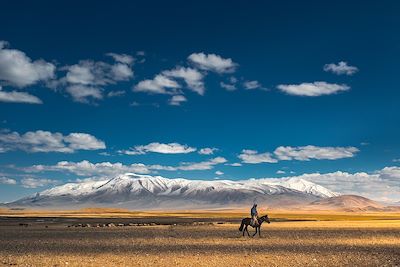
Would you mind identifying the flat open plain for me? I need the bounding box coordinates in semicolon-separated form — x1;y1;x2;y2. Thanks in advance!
0;209;399;266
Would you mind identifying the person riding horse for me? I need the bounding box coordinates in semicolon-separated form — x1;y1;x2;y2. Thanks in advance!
250;203;259;226
239;211;270;237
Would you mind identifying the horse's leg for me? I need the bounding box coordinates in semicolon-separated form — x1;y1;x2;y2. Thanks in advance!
245;225;250;237
252;227;257;237
242;225;245;236
259;227;261;237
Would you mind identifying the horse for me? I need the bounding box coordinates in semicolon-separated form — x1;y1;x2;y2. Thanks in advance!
239;214;270;237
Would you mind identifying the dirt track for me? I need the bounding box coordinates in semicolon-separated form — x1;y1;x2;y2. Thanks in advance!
0;217;399;266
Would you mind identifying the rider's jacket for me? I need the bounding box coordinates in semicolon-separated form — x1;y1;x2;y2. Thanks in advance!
251;206;258;216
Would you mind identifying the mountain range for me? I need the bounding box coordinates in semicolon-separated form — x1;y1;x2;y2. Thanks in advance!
4;173;390;211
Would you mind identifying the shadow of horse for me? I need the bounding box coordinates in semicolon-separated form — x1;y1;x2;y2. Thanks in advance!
239;214;270;237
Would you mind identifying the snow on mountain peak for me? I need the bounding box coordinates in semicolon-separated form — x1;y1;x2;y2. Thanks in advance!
37;173;337;199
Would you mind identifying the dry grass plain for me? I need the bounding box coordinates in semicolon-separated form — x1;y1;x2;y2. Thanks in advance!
0;209;400;266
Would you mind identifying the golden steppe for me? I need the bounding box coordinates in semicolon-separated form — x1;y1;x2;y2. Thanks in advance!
0;208;399;266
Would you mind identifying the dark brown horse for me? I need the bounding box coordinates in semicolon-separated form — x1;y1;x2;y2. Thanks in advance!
239;214;270;237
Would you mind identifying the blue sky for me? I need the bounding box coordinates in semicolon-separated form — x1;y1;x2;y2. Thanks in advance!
0;0;399;202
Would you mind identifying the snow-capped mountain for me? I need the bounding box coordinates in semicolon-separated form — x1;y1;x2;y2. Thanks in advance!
8;173;339;209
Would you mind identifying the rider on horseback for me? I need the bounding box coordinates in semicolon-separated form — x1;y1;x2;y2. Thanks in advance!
250;203;259;226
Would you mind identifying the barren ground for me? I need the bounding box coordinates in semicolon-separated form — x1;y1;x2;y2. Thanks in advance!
0;210;399;266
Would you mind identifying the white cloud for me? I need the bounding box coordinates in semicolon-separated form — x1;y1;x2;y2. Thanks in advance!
0;41;55;88
149;157;227;171
0;86;42;104
243;80;263;90
0;130;105;153
26;160;151;177
133;53;238;103
26;157;227;179
107;90;125;97
379;166;400;180
120;142;196;155
65;59;133;86
173;157;227;171
274;146;358;161
226;163;242;167
65;85;103;104
61;55;134;103
134;74;180;94
238;145;358;164
110;63;134;81
392;159;400;162
163;67;205;95
188;53;237;73
106;53;134;65
215;171;224;175
277;81;350;96
21;177;58;188
168;95;187;106
284;167;400;202
323;61;358;75
65;62;99;85
135;67;204;97
220;82;236;91
63;133;106;151
0;176;17;185
0;130;67;153
199;147;218;155
276;170;286;174
238;149;278;164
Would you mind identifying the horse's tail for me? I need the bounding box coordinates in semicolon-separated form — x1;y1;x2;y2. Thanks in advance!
239;219;245;231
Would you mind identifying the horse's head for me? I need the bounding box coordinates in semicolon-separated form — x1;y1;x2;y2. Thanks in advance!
261;214;271;224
